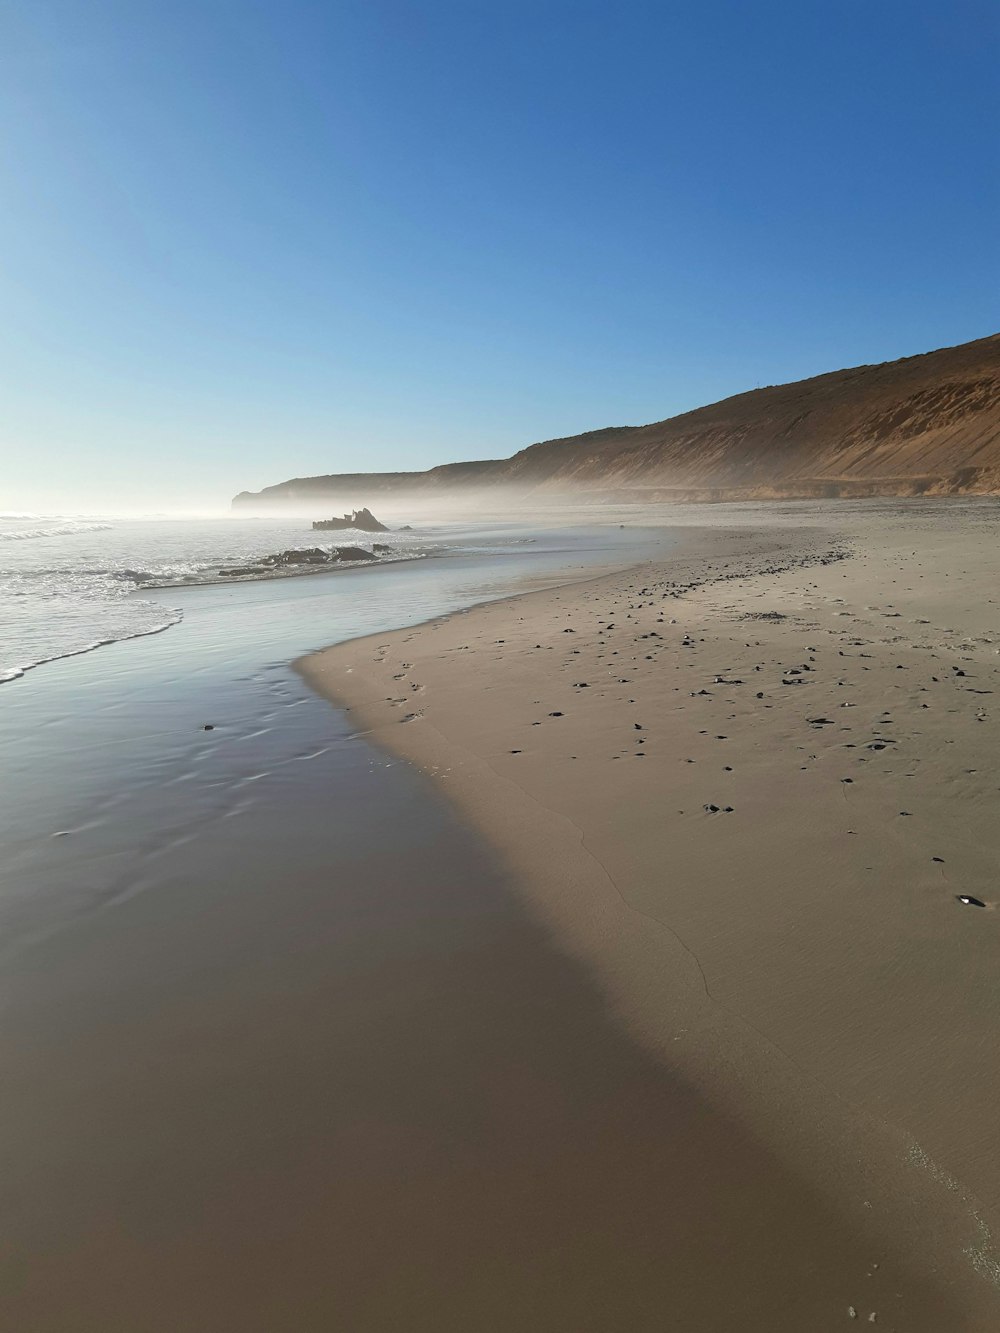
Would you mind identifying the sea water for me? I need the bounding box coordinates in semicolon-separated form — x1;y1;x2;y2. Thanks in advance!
0;512;445;682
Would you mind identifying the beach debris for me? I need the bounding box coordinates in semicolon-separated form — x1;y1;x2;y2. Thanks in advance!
956;895;986;907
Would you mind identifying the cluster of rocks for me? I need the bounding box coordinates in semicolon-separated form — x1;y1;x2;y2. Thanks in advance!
219;545;389;577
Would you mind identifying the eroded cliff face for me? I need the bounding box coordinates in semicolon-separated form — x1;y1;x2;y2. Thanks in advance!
233;333;1000;509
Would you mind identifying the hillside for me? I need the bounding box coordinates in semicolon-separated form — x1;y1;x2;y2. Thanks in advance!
232;333;1000;510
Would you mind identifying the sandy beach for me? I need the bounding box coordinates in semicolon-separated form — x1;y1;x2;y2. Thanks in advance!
302;501;1000;1328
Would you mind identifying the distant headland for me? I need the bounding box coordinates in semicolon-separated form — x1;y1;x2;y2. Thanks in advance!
232;333;1000;511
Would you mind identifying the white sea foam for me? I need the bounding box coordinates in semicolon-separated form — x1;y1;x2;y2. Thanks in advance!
0;518;115;541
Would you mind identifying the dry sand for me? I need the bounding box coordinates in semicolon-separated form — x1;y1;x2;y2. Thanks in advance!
302;502;1000;1329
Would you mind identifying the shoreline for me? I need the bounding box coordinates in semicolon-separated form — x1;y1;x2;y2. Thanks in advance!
301;510;1000;1326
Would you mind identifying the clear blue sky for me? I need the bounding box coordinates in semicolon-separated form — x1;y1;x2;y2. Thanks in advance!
2;0;997;511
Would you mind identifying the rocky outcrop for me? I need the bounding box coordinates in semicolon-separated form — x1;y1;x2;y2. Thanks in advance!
219;546;376;576
312;508;389;532
232;333;1000;508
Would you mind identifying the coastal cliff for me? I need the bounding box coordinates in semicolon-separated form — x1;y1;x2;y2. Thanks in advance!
233;333;1000;509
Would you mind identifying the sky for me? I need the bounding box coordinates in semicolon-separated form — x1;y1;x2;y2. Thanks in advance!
2;0;997;512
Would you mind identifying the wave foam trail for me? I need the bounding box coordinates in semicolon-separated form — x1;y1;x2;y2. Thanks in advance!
0;519;115;541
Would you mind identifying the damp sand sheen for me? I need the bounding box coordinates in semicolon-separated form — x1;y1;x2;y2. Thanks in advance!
303;504;1000;1329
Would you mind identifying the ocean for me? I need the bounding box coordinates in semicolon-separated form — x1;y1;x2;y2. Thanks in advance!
0;511;450;682
0;511;668;948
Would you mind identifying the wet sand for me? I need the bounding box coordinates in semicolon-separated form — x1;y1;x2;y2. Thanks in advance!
4;521;738;1331
0;757;952;1331
304;502;1000;1328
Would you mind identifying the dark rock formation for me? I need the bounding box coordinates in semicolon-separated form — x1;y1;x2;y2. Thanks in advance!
265;547;330;565
219;545;376;576
312;508;388;532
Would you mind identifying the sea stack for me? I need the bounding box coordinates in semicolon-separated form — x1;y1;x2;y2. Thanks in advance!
312;507;388;533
